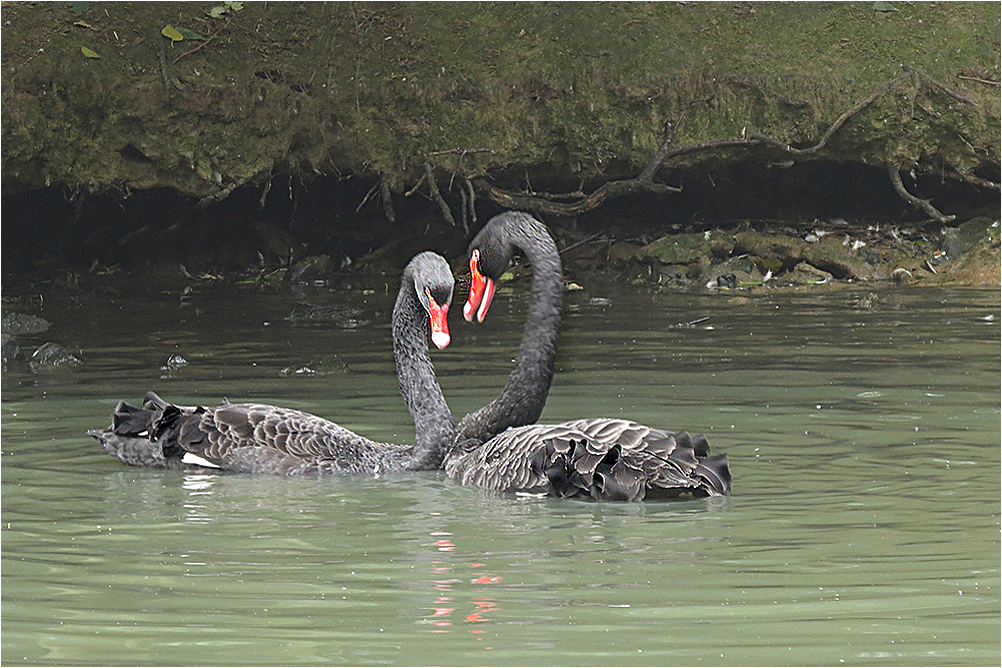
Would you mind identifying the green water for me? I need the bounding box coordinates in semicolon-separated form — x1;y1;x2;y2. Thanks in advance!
2;278;999;666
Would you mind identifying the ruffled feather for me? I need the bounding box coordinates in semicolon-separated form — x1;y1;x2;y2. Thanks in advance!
446;418;731;501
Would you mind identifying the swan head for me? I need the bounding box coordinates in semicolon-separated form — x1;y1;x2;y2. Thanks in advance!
464;217;517;323
408;251;454;349
465;211;555;323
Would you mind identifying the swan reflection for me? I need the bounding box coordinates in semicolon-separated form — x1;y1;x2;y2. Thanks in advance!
182;473;218;524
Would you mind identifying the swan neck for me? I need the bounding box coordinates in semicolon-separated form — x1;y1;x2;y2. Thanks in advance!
393;274;455;469
452;216;562;451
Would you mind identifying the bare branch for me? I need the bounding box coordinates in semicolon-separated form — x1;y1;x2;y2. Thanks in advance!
196;176;252;209
441;71;976;221
637;121;678;181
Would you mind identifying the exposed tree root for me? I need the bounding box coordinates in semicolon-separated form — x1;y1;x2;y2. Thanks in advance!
466;70;983;222
380;178;396;223
425;162;463;233
473;124;682;217
258;177;272;209
944;170;1001;192
196;175;253;209
458;176;476;233
887;165;955;223
157;42;183;92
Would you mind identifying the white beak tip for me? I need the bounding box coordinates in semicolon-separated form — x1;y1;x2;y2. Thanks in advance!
432;331;451;349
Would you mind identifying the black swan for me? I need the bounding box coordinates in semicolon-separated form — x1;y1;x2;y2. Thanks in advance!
88;251;455;475
446;212;731;501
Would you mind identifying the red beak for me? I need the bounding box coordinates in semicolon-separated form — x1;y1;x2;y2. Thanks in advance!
463;250;496;323
427;292;450;349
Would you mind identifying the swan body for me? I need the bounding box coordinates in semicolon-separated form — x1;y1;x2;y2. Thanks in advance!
89;251;455;475
446;212;732;500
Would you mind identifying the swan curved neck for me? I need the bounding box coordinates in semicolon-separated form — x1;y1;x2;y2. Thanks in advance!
393;276;455;469
453;214;563;451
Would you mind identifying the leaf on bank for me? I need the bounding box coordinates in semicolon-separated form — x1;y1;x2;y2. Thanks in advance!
175;27;205;41
80;46;100;59
208;1;243;18
161;25;184;43
872;2;897;12
67;2;90;14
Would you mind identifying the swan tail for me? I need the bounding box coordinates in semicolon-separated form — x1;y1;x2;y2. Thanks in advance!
88;392;171;467
89;392;224;470
482;421;733;501
549;422;731;501
693;453;732;496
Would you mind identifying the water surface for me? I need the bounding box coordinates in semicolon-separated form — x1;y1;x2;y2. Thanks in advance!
2;277;999;666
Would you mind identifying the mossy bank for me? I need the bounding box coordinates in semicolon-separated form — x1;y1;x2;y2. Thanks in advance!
1;2;998;287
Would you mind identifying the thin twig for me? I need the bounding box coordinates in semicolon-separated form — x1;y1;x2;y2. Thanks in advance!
404;173;426;197
427;148;494;157
355;179;380;213
939;163;1001;191
956;74;1000;87
459;179;469;233
904;66;978;105
558;232;605;256
172;19;231;64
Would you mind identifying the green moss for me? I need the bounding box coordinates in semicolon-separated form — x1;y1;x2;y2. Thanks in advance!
734;230;807;263
642;231;733;264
